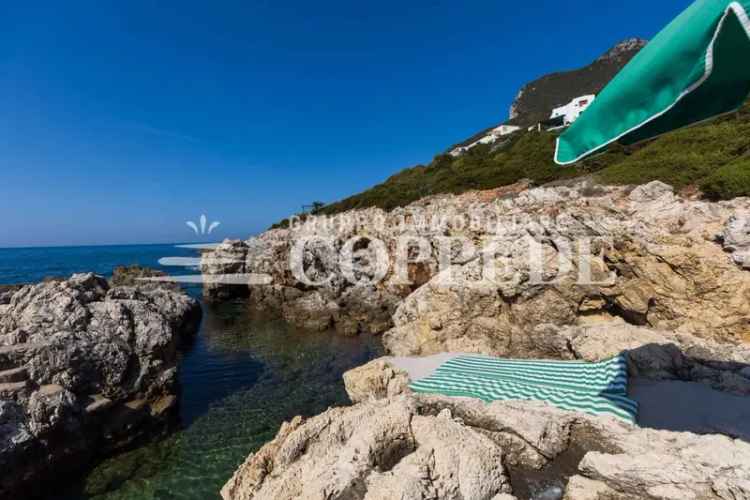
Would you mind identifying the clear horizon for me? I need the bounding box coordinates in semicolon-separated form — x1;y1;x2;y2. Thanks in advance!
0;240;219;250
1;0;690;247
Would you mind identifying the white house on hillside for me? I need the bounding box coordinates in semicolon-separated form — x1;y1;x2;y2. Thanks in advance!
449;124;522;156
491;124;522;137
550;94;596;125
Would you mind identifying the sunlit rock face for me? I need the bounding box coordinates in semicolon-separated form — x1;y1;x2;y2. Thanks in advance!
220;394;750;500
218;179;750;500
203;180;750;347
225;325;750;499
0;273;201;498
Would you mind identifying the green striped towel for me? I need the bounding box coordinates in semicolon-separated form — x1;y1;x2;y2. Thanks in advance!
409;354;638;424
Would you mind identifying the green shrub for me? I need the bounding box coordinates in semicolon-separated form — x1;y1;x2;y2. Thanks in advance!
292;103;750;226
596;115;750;189
700;157;750;199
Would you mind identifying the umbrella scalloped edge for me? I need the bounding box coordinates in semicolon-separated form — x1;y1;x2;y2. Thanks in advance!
554;1;750;166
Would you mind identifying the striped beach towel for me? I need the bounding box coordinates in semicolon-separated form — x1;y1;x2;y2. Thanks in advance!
409;354;638;424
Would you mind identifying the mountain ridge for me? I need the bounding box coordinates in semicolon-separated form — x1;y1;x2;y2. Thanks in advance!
507;37;647;127
450;38;646;151
288;38;750;221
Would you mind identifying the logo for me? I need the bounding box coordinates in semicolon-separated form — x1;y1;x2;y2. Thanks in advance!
186;214;221;236
139;214;273;286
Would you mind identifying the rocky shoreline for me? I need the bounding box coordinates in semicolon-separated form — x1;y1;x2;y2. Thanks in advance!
201;180;750;345
0;270;201;498
2;179;749;499
203;180;750;500
219;321;750;500
221;396;750;500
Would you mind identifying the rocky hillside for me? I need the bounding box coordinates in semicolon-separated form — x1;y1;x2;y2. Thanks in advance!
307;103;750;218
508;38;647;127
293;37;747;218
448;39;646;152
205;180;750;344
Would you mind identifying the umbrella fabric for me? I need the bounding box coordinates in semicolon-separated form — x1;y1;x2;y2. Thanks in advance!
409;354;638;424
555;0;750;165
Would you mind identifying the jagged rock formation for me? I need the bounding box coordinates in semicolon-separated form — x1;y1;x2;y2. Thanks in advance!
0;285;23;306
202;181;750;347
595;37;648;64
216;179;750;500
0;273;201;498
507;38;647;125
221;394;750;500
108;264;181;291
343;358;411;404
222;320;750;500
722;210;750;269
382;181;750;354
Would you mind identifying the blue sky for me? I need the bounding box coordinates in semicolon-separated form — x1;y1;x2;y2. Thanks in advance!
1;0;690;247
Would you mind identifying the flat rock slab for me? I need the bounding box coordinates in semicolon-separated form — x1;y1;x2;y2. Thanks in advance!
385;352;467;380
630;378;750;441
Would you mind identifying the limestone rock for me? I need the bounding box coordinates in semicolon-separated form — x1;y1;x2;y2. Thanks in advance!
577;428;750;500
722;210;750;269
557;323;750;395
333;285;400;336
201;240;250;302
343;359;410;403
108;265;180;291
221;395;750;500
0;286;23;306
221;396;512;500
627;181;673;202
202;181;750;343
281;291;339;331
563;476;628;500
0;273;201;498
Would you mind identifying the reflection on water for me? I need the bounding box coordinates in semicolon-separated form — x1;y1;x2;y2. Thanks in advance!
61;300;384;499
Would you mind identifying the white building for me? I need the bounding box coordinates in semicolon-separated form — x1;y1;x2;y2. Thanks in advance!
490;124;522;137
550;94;595;125
449;124;522;156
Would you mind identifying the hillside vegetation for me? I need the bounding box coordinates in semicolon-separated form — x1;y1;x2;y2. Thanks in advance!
507;38;647;127
314;103;750;217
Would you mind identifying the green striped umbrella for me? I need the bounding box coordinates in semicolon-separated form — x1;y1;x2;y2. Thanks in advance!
555;0;750;165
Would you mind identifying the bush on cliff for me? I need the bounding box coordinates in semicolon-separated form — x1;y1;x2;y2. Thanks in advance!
701;157;750;199
292;102;750;223
318;132;594;215
595;107;750;191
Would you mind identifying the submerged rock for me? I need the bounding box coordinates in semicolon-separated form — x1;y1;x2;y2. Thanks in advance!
0;273;201;498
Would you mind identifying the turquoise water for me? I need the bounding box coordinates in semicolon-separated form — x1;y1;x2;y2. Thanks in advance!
0;245;384;499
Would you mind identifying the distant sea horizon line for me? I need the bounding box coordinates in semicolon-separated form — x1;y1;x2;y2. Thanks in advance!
0;241;223;251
